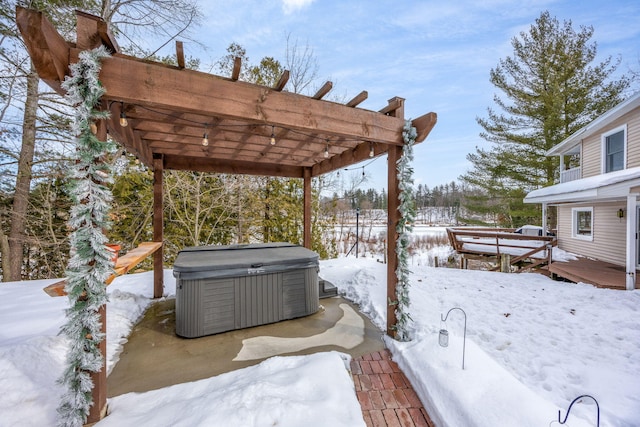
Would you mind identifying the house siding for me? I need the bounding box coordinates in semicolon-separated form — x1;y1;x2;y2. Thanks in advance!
557;202;627;267
581;110;640;178
627;112;640;167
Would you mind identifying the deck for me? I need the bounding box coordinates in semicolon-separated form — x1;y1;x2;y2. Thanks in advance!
547;257;639;290
446;227;556;272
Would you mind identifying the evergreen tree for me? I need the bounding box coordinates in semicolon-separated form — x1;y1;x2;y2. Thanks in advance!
461;11;630;227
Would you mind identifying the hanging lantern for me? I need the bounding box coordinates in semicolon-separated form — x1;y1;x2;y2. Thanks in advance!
439;328;449;347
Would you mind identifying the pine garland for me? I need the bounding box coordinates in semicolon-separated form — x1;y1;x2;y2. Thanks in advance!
393;120;418;342
57;45;115;427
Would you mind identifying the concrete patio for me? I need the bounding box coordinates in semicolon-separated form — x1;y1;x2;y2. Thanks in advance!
107;295;435;426
107;296;385;396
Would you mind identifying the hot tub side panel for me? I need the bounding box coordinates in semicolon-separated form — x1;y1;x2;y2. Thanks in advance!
236;272;282;330
175;266;319;338
175;278;236;338
283;267;319;319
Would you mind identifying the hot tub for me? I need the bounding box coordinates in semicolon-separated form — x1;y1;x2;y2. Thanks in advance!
173;242;319;338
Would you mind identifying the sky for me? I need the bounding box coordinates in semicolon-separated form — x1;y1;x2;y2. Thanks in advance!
159;0;640;191
1;233;638;426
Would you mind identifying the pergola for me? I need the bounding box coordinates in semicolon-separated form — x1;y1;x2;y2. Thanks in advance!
17;7;436;423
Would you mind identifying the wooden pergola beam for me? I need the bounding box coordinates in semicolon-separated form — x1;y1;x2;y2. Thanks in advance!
310;113;437;177
85;52;409;145
346;90;368;108
103;101;152;165
313;81;333;99
76;10;119;52
147;139;325;164
312;140;379;177
134;120;351;152
412;112;438;143
176;41;185;69
379;97;404;115
163;154;305;177
274;70;289;91
231;57;242;81
15;7;69;92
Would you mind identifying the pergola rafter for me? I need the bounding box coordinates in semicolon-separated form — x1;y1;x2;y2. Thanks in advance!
16;6;437;424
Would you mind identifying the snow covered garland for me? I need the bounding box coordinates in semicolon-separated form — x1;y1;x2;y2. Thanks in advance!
393;120;418;342
58;45;116;427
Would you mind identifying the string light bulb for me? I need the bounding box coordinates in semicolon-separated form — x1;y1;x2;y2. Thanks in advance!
202;131;209;146
270;126;276;145
369;142;374;158
324;141;329;158
119;102;128;127
90;122;97;134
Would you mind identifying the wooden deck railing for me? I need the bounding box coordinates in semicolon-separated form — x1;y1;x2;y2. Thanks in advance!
446;227;557;272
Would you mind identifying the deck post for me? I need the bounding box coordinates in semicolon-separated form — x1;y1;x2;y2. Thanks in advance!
625;194;637;290
500;254;511;273
153;154;164;298
303;167;312;249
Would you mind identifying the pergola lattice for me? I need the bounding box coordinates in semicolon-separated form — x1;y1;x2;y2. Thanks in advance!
17;7;436;423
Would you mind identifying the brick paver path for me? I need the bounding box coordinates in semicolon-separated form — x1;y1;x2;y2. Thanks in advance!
351;350;435;427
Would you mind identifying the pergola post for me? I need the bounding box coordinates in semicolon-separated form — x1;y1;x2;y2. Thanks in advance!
385;97;405;338
387;145;401;337
303;167;312;249
87;121;108;424
87;306;107;423
153;154;164;298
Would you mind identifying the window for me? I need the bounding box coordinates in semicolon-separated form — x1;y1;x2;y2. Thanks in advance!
602;125;626;173
572;207;593;241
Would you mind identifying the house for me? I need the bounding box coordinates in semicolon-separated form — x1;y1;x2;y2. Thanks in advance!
524;92;640;290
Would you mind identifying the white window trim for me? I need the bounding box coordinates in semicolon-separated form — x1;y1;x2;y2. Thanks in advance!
572;207;594;241
601;124;627;173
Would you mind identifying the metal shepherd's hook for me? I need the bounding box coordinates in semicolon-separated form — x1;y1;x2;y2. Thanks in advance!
558;394;600;427
440;307;467;370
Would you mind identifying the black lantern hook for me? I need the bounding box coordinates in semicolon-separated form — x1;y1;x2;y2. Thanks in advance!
558;394;600;427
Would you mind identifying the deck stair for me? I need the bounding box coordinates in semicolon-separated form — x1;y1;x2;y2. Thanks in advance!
319;278;338;299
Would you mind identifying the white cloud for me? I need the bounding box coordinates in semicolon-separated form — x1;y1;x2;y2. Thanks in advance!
282;0;315;14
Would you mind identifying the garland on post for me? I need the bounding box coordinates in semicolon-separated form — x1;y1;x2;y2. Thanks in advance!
393;120;418;342
57;45;115;427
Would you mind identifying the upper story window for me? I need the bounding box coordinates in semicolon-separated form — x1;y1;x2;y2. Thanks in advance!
602;125;626;173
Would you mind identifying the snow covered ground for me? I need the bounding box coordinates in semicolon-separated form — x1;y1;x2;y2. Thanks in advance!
1;257;638;426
